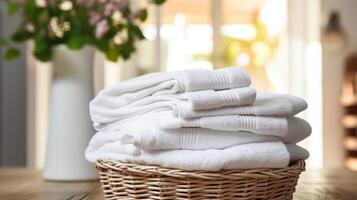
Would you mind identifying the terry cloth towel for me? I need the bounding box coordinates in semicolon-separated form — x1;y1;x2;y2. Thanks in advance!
87;125;311;152
85;141;309;171
94;111;311;137
90;87;256;125
179;92;308;118
90;66;251;110
90;92;307;127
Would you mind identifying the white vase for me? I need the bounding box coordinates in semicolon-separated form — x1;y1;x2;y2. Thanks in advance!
43;45;97;181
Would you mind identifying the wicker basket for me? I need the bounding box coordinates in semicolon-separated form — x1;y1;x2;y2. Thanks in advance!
96;160;305;200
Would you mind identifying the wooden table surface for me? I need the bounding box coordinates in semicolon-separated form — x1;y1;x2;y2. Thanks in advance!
0;168;357;200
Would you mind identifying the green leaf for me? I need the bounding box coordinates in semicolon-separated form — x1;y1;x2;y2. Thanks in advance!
5;48;20;60
34;49;52;62
122;6;131;17
11;29;32;42
66;36;86;50
34;37;52;61
7;2;19;16
139;9;148;22
106;47;119;62
151;0;166;5
24;0;37;20
130;25;145;40
95;38;109;52
120;42;135;60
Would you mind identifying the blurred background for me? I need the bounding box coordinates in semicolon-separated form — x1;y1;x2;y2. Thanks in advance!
0;0;357;171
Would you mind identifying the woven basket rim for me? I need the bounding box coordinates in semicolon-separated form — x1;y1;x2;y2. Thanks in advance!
96;160;305;180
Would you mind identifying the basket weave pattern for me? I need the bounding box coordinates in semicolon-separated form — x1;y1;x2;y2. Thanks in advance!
96;160;305;200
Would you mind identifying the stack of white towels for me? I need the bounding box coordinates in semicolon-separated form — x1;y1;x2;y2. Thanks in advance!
85;67;311;171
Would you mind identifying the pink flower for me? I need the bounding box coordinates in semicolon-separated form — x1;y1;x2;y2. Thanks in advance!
95;20;109;38
104;3;115;16
114;0;129;11
89;12;100;25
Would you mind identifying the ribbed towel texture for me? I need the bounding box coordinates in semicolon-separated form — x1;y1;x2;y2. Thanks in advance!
86;67;311;170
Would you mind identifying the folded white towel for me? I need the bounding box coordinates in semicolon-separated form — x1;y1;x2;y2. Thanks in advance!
90;87;256;125
87;124;310;152
180;92;308;118
125;125;311;150
85;141;309;171
91;66;251;111
95;111;311;137
90;91;307;128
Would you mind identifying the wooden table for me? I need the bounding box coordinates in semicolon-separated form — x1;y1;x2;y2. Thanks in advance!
1;168;357;200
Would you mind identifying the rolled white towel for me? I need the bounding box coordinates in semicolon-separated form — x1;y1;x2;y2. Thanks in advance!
85;141;309;171
91;87;256;124
90;66;251;111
